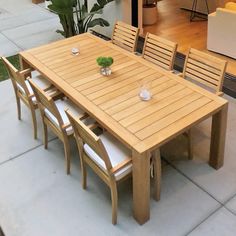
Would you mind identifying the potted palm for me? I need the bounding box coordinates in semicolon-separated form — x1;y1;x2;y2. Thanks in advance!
48;0;114;38
143;0;158;25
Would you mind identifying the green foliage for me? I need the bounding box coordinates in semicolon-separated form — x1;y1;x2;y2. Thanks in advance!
0;55;20;82
96;56;113;67
48;0;114;38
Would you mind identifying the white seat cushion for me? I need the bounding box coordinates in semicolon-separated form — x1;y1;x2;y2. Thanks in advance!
16;71;51;103
84;132;132;181
44;99;84;135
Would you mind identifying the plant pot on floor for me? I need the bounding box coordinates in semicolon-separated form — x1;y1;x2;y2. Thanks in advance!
143;3;158;25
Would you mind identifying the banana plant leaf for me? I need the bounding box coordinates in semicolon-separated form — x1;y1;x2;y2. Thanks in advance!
48;0;114;38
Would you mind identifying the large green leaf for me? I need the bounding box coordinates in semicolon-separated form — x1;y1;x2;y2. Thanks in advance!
87;18;109;28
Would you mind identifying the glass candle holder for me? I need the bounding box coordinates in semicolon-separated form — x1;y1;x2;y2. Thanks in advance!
138;80;152;101
71;47;79;56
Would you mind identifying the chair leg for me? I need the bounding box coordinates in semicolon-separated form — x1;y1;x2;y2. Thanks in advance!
30;107;37;139
110;183;118;225
63;137;71;175
43;123;48;149
153;149;161;201
187;129;193;160
81;160;87;189
16;97;21;120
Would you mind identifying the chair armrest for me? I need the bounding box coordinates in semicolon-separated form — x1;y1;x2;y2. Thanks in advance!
62;122;71;130
216;91;224;97
176;73;183;77
110;158;132;174
18;68;33;76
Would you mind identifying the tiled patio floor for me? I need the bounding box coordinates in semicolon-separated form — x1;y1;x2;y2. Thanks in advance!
1;1;236;236
0;0;63;57
1;79;236;236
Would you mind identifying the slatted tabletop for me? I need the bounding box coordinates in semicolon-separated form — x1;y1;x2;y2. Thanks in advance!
19;33;228;225
20;33;227;153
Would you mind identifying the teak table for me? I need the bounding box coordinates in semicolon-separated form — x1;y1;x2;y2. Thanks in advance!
19;33;228;225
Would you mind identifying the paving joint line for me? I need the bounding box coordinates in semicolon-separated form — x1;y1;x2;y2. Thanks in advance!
0;31;24;51
185;205;224;235
0;137;58;167
163;157;224;205
0;14;57;37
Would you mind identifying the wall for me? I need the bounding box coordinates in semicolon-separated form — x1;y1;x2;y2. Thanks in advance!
88;0;128;38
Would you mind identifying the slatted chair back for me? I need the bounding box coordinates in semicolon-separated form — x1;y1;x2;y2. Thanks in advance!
66;110;113;173
183;48;227;95
142;33;178;71
111;21;139;52
2;57;31;100
29;79;64;131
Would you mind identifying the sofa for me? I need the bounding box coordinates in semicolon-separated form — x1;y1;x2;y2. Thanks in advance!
207;2;236;59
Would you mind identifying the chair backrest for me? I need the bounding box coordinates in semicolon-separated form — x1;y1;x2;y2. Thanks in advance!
2;57;31;97
66;110;113;171
183;48;227;94
29;79;64;129
111;21;139;52
142;33;178;71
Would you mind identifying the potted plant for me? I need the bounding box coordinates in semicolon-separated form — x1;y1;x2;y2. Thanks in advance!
96;56;113;76
47;0;114;38
143;0;158;25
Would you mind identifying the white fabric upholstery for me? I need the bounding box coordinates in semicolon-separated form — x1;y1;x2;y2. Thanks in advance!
44;99;84;135
84;132;132;181
16;72;51;103
207;8;236;59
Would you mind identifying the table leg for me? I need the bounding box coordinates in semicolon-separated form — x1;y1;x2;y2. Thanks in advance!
19;56;32;79
19;55;30;70
153;149;161;201
209;103;228;169
132;149;151;225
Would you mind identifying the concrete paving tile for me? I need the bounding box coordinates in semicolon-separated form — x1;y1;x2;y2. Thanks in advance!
0;3;56;31
2;18;63;50
0;80;54;163
162;130;236;204
0;32;21;56
161;94;236;204
0;140;220;236
189;207;236;236
225;195;236;215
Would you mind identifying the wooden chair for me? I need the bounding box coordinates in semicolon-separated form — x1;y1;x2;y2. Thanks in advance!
181;48;227;159
111;21;139;52
182;48;227;96
142;32;178;71
66;109;132;224
29;79;88;175
2;56;52;139
66;110;161;224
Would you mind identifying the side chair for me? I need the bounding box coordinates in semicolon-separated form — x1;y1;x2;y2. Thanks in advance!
29;79;90;175
2;56;52;139
111;21;140;53
180;48;227;159
66;110;162;224
142;32;178;71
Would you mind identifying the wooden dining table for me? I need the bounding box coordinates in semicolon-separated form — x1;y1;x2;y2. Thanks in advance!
19;33;228;225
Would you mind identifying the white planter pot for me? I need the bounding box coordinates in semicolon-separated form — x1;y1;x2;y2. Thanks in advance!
45;1;52;9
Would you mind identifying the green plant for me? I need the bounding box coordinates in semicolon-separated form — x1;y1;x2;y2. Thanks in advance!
48;0;114;38
0;55;20;82
96;56;113;67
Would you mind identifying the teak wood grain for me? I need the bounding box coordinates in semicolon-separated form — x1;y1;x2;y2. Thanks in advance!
19;33;228;225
